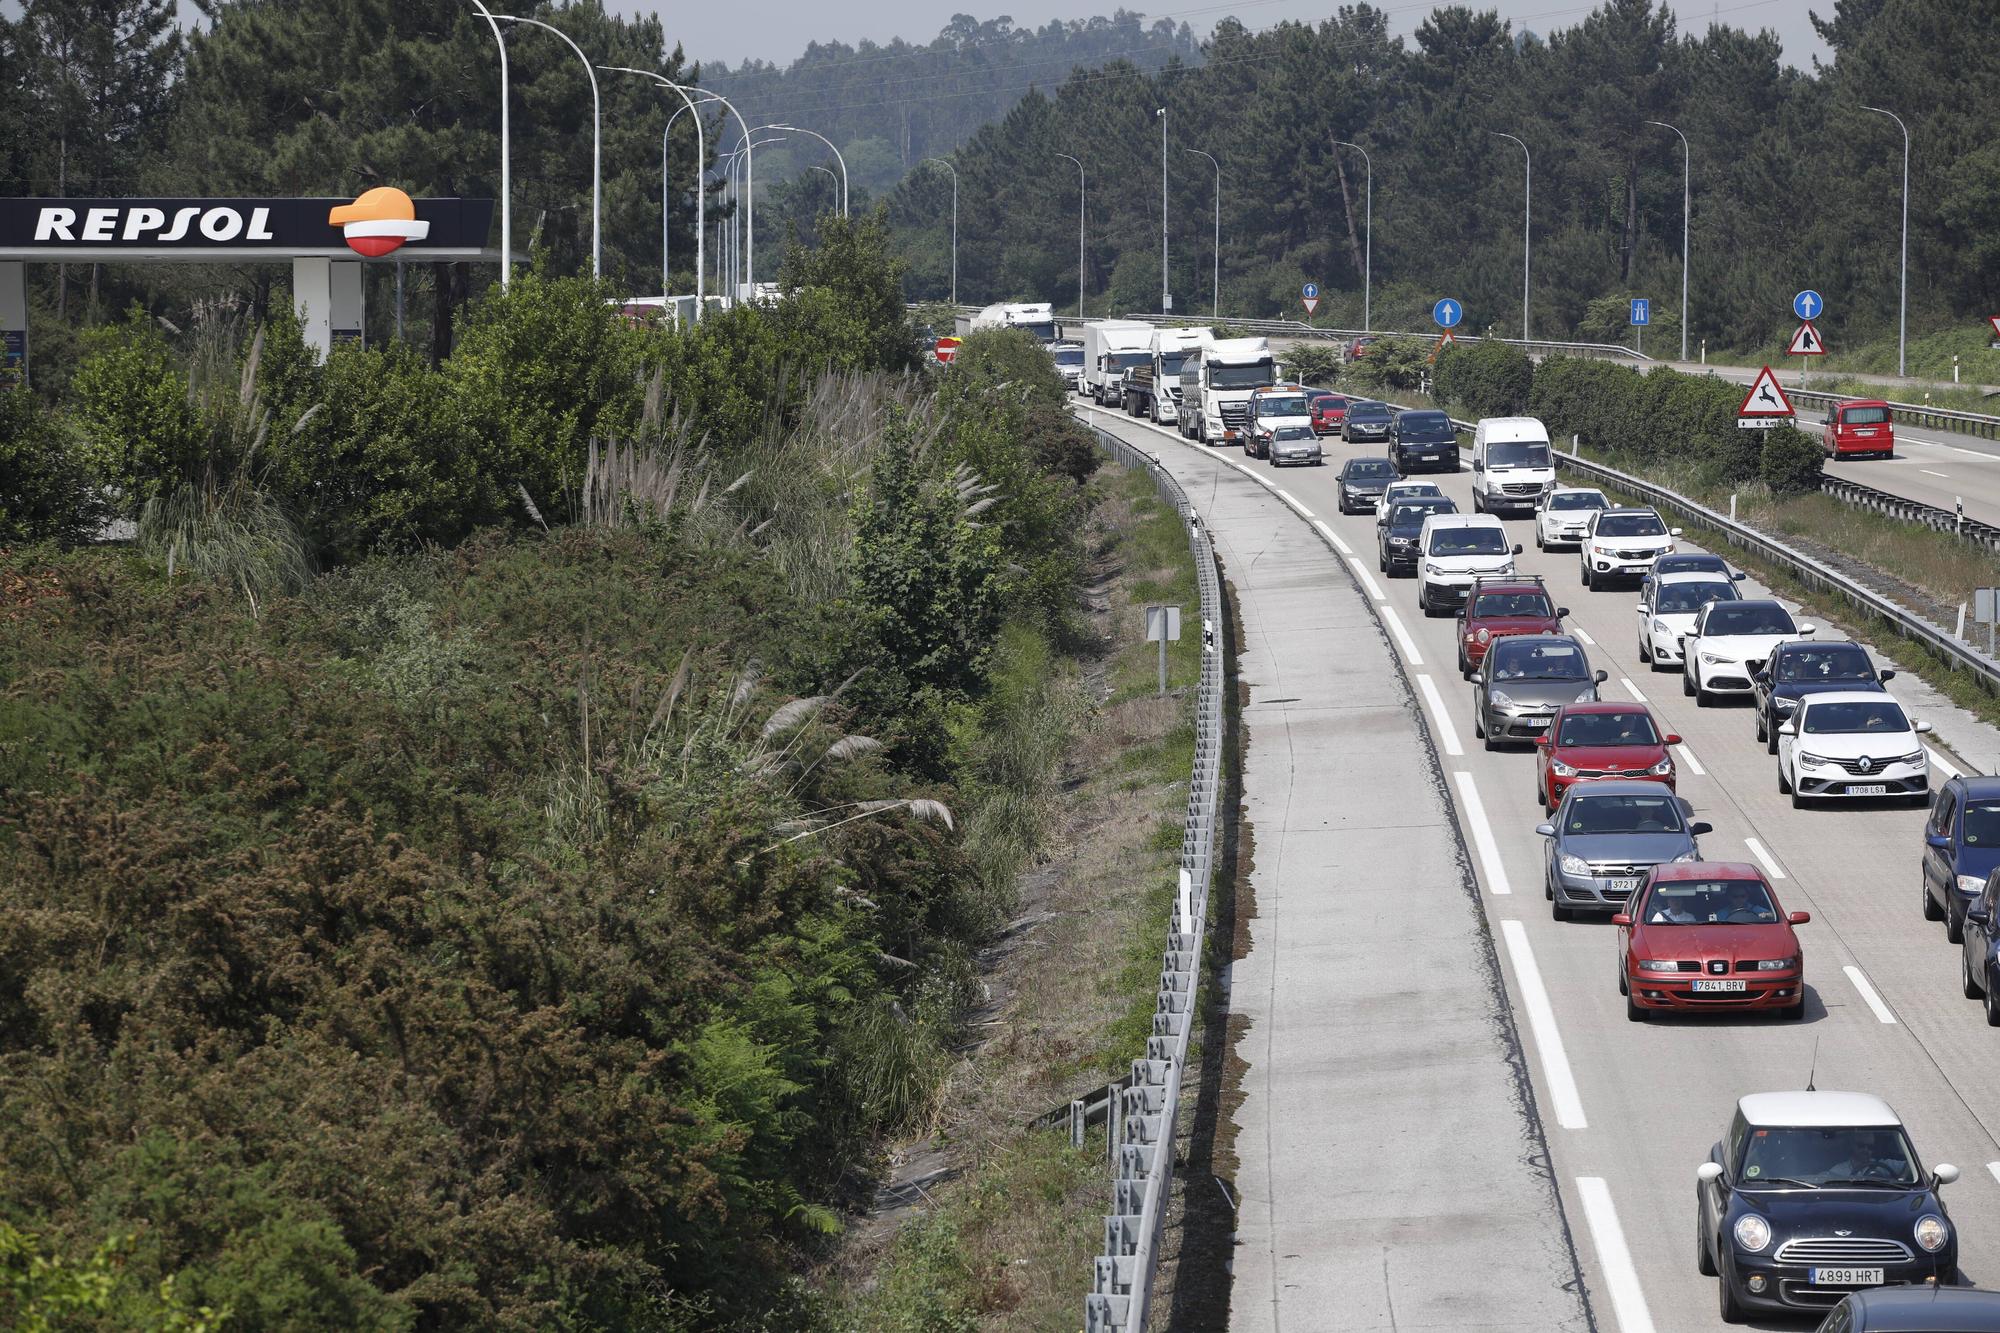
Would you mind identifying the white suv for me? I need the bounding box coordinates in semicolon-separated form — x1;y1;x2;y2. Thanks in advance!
1534;486;1608;550
1682;599;1814;706
1580;507;1681;588
1417;514;1521;617
1777;691;1931;808
1636;571;1740;670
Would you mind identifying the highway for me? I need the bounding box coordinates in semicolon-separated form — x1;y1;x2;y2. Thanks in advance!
1081;402;2000;1332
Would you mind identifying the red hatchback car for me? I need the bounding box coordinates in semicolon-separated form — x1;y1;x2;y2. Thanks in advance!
1614;862;1808;1021
1822;399;1896;459
1535;702;1680;811
1309;391;1349;436
1456;577;1565;678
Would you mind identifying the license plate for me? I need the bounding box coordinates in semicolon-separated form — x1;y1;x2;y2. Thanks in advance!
1692;979;1747;993
1855;428;1877;436
1521;716;1550;729
1609;877;1642;893
1810;1267;1884;1286
1849;784;1887;796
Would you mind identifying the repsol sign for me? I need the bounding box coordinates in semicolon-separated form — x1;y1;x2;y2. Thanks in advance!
0;197;494;257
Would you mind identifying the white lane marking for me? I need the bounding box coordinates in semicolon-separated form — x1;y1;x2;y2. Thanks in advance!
1380;605;1424;664
1921;468;1951;478
1312;519;1354;556
1619;677;1649;703
1275;488;1312;517
1845;964;1898;1025
1987;1162;2000;1188
1348;557;1387;603
1572;625;1597;646
1415;672;1462;755
1500;920;1587;1129
1744;836;1789;881
1452;772;1513;897
1247;470;1277;489
1674;743;1707;777
1576;1177;1659;1333
1927;747;1964;780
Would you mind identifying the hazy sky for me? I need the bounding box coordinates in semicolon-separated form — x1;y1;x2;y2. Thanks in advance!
626;0;1830;71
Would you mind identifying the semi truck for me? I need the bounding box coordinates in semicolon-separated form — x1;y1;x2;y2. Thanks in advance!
1122;326;1211;425
1079;320;1157;406
957;301;1059;344
1176;336;1278;445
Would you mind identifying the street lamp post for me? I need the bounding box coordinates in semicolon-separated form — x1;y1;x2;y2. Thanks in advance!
494;12;599;278
1157;107;1169;314
921;157;957;305
1490;131;1531;341
1644;120;1689;362
1055;153;1084;319
602;67;711;316
771;124;847;217
470;0;510;289
1863;105;1911;379
1333;139;1371;332
1185;148;1219;320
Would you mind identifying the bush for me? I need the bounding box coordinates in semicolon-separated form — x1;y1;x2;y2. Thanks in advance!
67;311;199;509
1283;341;1342;387
1342;335;1432;392
1433;339;1532;418
0;389;107;546
1759;424;1825;495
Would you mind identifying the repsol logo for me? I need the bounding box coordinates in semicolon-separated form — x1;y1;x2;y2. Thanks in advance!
34;205;277;244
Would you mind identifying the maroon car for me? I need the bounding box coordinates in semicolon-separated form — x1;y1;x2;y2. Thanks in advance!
1615;862;1808;1021
1309;391;1350;436
1535;701;1680;812
1455;576;1564;678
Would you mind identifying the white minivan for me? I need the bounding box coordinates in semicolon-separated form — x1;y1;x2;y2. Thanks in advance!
1471;417;1557;516
1416;513;1522;616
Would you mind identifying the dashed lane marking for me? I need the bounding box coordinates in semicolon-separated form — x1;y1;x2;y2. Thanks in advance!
1415;672;1462;756
1575;1177;1659;1333
1845;964;1898;1024
1674;744;1707;777
1348;557;1387;603
1744;836;1789;881
1500;920;1588;1129
1620;677;1649;703
1380;605;1424;664
1312;519;1354;556
1453;772;1513;897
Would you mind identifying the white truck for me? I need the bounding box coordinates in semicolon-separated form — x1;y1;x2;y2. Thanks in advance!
1175;336;1278;446
1122;326;1210;424
1079;320;1157;407
958;301;1059;344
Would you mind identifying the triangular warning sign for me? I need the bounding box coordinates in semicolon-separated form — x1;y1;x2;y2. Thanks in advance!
1988;315;2000;339
1737;365;1795;418
1786;321;1825;356
1302;296;1321;316
1428;329;1456;363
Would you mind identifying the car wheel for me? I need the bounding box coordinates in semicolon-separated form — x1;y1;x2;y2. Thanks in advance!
1923;875;1945;923
1963;947;1982;1000
1682;667;1695;697
1535;527;1545;550
1472;490;1483;514
1754;710;1766;743
1718;1266;1747;1324
1777;762;1792;795
1790;785;1806;810
1694;681;1713;707
1696;1217;1718;1277
1638;636;1651;664
1551;896;1572;923
1984;976;2000;1028
1626;989;1647;1022
1582;562;1595;590
1472;705;1485;739
1780;996;1805;1021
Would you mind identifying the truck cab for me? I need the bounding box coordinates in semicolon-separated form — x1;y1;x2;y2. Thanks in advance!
1125;327;1210;424
1178;337;1277;446
1822;399;1895;459
1244;385;1317;460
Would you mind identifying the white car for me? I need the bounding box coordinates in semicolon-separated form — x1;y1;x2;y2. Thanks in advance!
1580;507;1681;588
1417;514;1521;617
1636;571;1741;670
1533;486;1608;550
1681;599;1815;706
1375;479;1447;521
1777;691;1932;808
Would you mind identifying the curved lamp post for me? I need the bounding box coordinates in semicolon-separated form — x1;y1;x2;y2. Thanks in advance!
1644;120;1690;362
493;12;599;277
469;0;510;289
1863;105;1911;379
1055;152;1084;319
770;124;847;217
1185;147;1219;320
1490;131;1531;341
1333;140;1371;332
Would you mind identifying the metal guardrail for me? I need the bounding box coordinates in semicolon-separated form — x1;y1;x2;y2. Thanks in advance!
1109;312;1653;363
1789;386;2000;441
1818;473;2000;553
1078;426;1226;1333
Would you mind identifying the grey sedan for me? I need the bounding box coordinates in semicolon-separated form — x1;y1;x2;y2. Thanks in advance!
1471;634;1605;750
1537;781;1711;921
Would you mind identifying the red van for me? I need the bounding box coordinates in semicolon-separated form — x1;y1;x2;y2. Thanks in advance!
1822;399;1895;459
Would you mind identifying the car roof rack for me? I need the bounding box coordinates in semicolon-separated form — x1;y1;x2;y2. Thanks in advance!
1468;573;1547;589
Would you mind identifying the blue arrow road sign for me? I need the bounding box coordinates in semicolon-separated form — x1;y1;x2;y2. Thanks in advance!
1630;298;1650;326
1302;281;1320;300
1794;289;1824;320
1433;298;1462;329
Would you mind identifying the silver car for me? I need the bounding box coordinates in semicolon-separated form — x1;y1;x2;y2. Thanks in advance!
1537;781;1711;921
1471;634;1606;750
1269;424;1324;467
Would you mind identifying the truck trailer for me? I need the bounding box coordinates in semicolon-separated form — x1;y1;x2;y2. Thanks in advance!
1122;326;1211;425
957;302;1059;344
1079;320;1157;407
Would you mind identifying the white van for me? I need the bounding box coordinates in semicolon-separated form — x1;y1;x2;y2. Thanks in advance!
1416;513;1522;616
1471;417;1557;516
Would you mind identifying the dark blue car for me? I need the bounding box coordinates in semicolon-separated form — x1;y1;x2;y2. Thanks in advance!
1923;777;2000;943
1752;640;1893;754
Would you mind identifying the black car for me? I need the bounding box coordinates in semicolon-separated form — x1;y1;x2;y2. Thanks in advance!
1698;1091;1959;1323
1390;409;1461;474
1336;457;1400;514
1817;1285;2000;1331
1752;641;1893;753
1654;551;1747;581
1377;495;1457;576
1342;400;1394;443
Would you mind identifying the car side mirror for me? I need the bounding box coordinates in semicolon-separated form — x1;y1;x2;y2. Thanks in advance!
1926;833;1951;849
1880;669;1896;682
1690;821;1714;836
1669;527;1684;537
1473;459;1484;471
1635;602;1648;613
1915;720;1934;734
1731;570;1747;580
1610;913;1632;927
1971;908;1992;926
1789;910;1811;925
1935;1163;1961;1186
1535;822;1556;838
1778;722;1797;737
1799;624;1817;637
1536;735;1552;749
1696;1162;1725;1186
1665;734;1683;746
1752;671;1770;686
1512;543;1524;555
1593;669;1609;684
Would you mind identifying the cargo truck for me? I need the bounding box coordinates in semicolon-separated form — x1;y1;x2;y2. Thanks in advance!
1176;336;1278;445
957;301;1059;344
1080;320;1157;406
1122;327;1211;424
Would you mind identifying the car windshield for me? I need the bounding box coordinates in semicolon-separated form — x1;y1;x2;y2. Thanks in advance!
1388;483;1443;501
1472;592;1553;619
1398;413;1454;439
1842;406;1890;426
1021;321;1057;342
1653;554;1728;575
1706;604;1797;636
1775;646;1873;682
1349;402;1391;420
1802;700;1911;735
1274;426;1316;441
1212;360;1276;388
1556;710;1659;747
1390;501;1452;529
1564;793;1685;835
1054;347;1083;366
1106;351;1150;370
1258;395;1312;416
1641;878;1777;925
1654;581;1738;614
1490;639;1587;680
1312;393;1345;409
1738;1127;1921;1188
1965;801;2000;846
1550;492;1607;511
1159;352;1191;377
1488;441;1551;467
1597;512;1667;537
1347;461;1396;480
1429;527;1509;556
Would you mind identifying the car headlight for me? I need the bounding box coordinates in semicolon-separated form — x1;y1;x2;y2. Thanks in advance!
1476;627;1491;643
1672;850;1699;862
1636;957;1681;973
1648;757;1674;776
1734;1215;1772;1253
1499;561;1517;575
1700;652;1729;666
1559;853;1591;877
1773;697;1800;712
1390;537;1414;547
1575;687;1599;702
1592;544;1611;555
1916;1215;1950;1253
1651;618;1670;634
1489;690;1517;709
1753;957;1797;971
1798;752;1832;769
1550;759;1578;778
1960;875;1988;895
1424;562;1445;576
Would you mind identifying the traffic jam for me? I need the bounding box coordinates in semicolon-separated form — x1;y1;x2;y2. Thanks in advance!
1072;316;2000;1329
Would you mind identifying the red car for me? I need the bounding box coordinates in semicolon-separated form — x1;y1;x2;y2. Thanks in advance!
1455;577;1564;678
1535;702;1680;811
1614;862;1808;1021
1822;398;1895;459
1309;391;1350;435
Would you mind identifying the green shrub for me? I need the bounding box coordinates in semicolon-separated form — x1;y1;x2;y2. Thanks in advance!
1759;424;1826;495
67;311;199;509
1433;339;1532;417
1283;341;1342;386
0;389;107;546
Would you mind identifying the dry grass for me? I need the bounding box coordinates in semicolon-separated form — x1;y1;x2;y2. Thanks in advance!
1736;490;1999;609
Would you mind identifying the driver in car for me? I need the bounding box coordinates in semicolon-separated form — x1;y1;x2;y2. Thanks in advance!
1829;1132;1908;1183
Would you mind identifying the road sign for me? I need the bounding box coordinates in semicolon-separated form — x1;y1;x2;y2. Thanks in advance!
1786;321;1825;356
932;336;961;364
1302;289;1321;316
1737;365;1795;420
1630;298;1650;326
1433;298;1462;329
1793;289;1824;320
1428;329;1458;363
1302;281;1319;300
1988;315;2000;341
